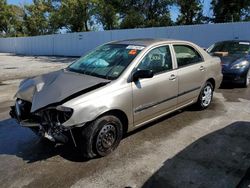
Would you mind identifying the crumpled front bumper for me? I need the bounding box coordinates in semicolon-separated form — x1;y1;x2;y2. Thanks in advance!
9;100;75;145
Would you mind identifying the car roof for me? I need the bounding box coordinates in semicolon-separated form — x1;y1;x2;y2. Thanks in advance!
110;38;187;47
216;40;250;44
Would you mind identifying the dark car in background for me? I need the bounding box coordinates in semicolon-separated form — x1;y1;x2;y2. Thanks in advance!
207;40;250;87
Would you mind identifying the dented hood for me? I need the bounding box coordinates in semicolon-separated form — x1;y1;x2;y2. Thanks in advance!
16;69;110;112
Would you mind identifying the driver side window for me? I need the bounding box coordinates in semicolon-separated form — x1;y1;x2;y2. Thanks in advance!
137;46;173;74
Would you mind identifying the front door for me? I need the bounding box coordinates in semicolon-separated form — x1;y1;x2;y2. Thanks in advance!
132;45;178;126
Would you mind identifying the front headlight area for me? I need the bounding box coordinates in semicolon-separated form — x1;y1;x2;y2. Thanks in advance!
36;106;74;127
10;98;75;144
34;106;74;143
231;61;249;69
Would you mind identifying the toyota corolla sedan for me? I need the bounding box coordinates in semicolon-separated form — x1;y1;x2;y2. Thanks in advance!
10;38;222;158
207;40;250;87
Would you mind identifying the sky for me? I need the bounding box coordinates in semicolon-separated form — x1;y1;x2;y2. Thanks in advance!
7;0;213;22
7;0;31;5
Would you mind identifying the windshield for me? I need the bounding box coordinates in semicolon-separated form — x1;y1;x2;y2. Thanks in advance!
208;41;250;55
68;44;144;80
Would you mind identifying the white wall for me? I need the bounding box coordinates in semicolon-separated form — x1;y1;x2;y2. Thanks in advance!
0;22;249;56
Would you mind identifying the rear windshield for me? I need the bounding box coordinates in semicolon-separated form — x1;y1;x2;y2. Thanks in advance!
68;44;144;80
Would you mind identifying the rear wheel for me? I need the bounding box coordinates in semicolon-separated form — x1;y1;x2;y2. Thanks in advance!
81;115;123;159
243;69;250;88
196;81;213;110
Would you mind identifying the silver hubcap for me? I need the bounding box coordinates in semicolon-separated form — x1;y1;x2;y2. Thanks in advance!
202;85;212;107
96;124;116;153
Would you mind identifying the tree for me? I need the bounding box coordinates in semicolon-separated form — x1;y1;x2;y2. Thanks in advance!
93;0;120;30
0;0;9;35
175;0;205;25
8;5;26;37
53;0;93;32
0;0;25;37
211;0;250;23
23;0;54;36
119;0;145;29
143;0;173;27
119;0;173;29
120;9;144;29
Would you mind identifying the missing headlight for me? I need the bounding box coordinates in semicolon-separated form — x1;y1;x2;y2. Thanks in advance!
39;106;73;126
36;106;73;143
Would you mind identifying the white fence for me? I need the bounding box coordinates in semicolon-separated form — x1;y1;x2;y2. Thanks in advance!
0;22;250;56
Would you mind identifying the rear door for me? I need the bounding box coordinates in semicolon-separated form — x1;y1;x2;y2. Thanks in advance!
132;45;178;126
172;44;206;105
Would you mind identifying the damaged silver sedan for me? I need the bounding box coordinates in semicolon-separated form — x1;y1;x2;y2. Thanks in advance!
10;38;222;158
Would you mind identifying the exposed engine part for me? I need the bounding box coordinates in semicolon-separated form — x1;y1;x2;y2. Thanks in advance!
37;106;73;126
44;132;55;142
39;124;68;144
10;98;74;145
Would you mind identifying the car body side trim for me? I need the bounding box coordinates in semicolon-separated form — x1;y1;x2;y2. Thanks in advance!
178;86;201;97
134;86;201;113
134;100;195;128
134;95;177;113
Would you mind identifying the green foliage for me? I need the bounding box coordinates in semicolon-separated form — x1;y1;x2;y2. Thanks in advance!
0;0;25;36
23;0;54;36
0;0;9;34
211;0;250;23
93;0;120;30
120;0;173;29
143;0;173;27
8;5;26;37
0;0;250;37
120;10;144;29
53;0;92;32
175;0;205;25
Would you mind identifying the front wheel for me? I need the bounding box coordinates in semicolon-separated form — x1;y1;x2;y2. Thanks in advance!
196;82;214;110
81;115;123;159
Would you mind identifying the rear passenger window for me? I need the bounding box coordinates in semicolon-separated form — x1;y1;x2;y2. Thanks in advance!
137;46;173;74
173;45;203;68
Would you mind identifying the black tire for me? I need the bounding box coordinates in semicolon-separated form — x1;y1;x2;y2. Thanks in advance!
81;115;123;159
243;69;250;88
196;81;214;110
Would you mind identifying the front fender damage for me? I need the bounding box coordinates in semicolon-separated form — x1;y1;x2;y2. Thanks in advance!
10;69;110;145
15;69;110;112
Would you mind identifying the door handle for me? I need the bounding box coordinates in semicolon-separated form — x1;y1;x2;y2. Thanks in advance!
199;66;205;71
169;74;177;81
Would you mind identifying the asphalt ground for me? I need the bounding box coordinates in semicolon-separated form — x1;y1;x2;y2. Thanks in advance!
0;53;250;188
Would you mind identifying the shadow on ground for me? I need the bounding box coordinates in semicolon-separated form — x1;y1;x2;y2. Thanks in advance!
0;118;88;163
0;118;58;163
217;84;250;102
143;121;250;188
0;99;225;164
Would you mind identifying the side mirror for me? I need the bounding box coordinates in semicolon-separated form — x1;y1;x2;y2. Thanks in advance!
132;69;154;81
